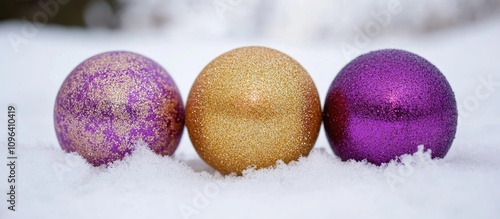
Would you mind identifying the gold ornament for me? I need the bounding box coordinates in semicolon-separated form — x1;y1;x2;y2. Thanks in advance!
186;46;321;174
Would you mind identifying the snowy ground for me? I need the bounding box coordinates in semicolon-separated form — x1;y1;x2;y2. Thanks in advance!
1;16;500;219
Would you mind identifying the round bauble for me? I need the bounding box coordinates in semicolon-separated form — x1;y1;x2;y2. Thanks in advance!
186;46;322;174
54;51;184;166
323;49;457;164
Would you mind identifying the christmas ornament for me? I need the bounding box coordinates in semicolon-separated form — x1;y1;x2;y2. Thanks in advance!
186;46;322;174
54;51;184;166
323;49;457;164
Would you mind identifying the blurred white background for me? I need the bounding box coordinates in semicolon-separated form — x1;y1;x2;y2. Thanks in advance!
114;0;500;39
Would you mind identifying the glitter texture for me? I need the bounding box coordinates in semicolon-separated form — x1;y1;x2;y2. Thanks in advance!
323;49;458;165
186;46;322;174
54;51;185;166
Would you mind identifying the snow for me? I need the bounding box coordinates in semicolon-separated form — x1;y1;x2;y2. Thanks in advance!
1;15;500;219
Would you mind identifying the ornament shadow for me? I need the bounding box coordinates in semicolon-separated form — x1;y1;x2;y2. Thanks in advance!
183;158;217;174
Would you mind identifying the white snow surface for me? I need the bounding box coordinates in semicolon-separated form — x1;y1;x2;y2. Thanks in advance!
1;17;500;219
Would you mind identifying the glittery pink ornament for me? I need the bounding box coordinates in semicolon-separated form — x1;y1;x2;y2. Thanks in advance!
54;51;184;166
323;49;457;164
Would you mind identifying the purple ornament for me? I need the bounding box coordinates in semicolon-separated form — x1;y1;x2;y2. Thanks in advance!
54;51;184;166
323;49;457;164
